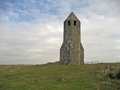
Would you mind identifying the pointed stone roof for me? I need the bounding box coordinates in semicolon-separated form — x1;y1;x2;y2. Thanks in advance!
65;12;79;21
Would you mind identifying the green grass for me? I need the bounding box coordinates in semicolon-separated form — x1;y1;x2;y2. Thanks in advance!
0;63;120;90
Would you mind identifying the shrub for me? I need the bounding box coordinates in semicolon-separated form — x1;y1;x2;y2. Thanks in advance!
107;71;115;79
107;68;120;80
116;69;120;79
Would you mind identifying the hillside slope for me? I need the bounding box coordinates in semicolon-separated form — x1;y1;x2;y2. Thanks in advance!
0;63;120;90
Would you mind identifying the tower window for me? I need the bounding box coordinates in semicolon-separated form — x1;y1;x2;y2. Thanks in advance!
68;21;70;26
74;21;76;26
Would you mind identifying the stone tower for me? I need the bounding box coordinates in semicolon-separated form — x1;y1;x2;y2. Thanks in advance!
60;12;84;64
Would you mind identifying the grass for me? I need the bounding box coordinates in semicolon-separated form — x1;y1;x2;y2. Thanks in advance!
0;63;120;90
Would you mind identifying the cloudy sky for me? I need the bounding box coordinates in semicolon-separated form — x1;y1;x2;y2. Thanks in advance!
0;0;120;64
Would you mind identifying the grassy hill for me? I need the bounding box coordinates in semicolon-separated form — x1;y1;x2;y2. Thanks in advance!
0;63;120;90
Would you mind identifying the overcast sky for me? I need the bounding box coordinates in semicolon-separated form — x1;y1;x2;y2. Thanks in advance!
0;0;120;64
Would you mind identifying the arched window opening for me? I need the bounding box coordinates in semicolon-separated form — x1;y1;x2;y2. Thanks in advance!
68;21;70;26
74;21;76;26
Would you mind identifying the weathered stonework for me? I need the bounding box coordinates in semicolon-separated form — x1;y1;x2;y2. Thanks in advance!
60;12;84;65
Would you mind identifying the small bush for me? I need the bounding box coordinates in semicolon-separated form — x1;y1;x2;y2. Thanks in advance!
116;69;120;79
108;72;115;79
107;69;120;80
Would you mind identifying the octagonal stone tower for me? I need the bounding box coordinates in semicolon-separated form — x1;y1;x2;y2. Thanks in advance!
60;12;84;64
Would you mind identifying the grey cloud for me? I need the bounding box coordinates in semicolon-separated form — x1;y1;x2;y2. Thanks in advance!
0;18;62;64
81;14;120;62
